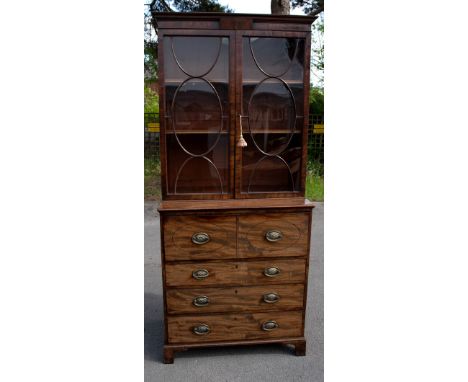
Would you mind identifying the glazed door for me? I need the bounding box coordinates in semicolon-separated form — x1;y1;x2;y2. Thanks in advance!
160;30;235;199
235;31;310;198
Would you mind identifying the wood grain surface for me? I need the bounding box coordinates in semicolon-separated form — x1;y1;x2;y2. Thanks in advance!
165;258;306;287
164;215;236;261
166;284;304;314
238;213;309;258
158;197;314;213
167;311;303;343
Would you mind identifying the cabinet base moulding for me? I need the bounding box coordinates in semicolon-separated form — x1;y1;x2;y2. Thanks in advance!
163;337;307;364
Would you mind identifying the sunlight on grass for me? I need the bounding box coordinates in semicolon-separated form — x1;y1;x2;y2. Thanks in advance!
305;160;324;201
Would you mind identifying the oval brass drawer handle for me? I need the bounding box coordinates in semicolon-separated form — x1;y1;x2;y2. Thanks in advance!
192;324;210;335
192;232;210;245
192;269;209;280
261;320;278;331
263;293;280;304
193;295;210;307
263;267;280;277
265;230;283;242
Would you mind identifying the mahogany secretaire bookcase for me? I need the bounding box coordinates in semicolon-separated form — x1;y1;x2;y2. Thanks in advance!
152;12;317;364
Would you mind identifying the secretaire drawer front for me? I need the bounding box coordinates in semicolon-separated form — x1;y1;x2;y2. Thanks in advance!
164;215;236;261
165;259;306;287
166;284;304;314
167;311;303;343
238;213;309;258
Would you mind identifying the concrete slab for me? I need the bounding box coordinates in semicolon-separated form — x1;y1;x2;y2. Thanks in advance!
145;201;323;382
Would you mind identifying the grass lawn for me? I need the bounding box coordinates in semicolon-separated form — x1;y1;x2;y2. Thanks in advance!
305;160;324;201
144;159;324;202
144;158;161;200
305;172;324;201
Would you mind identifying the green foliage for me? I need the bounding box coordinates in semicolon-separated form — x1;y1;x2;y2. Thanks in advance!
144;87;159;113
170;0;233;12
309;87;324;115
305;172;324;201
144;158;161;200
291;0;324;16
305;160;324;201
144;0;233;83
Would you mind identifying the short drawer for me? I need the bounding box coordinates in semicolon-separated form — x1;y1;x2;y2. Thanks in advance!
164;215;236;261
166;284;304;314
167;311;303;343
238;213;309;258
165;258;306;287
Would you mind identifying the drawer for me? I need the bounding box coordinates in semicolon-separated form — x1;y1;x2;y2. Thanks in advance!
165;258;306;287
167;311;303;343
166;284;304;314
238;213;309;258
164;215;236;261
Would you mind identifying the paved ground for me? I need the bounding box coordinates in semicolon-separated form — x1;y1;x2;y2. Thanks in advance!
145;202;323;382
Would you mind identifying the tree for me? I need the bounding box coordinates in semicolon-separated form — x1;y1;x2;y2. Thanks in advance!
271;0;290;15
291;0;324;16
311;14;324;87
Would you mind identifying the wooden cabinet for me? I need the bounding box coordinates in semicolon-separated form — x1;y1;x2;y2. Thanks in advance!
152;12;316;364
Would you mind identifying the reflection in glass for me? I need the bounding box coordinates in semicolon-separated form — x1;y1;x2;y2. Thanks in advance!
172;36;221;77
164;36;229;195
248;78;296;155
250;37;297;77
242;37;305;194
167;135;229;194
241;134;302;193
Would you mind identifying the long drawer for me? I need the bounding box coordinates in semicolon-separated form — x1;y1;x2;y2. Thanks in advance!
165;258;307;287
166;284;304;314
167;311;303;343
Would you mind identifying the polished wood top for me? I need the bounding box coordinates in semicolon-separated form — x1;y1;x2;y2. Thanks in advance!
152;12;317;31
158;198;315;212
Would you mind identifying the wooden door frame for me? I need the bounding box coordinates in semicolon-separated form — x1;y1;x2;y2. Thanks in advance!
158;29;237;200
234;29;311;199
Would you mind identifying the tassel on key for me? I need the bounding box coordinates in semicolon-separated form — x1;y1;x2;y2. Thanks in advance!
237;115;248;147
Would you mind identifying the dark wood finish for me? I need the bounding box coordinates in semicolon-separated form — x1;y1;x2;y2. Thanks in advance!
164;215;236;261
165;258;306;287
167;311;303;343
152;13;316;363
294;339;307;356
162;337;307;363
153;13;317;32
158;29;236;200
163;347;174;364
235;29;310;199
159;197;314;213
166;284;304;314
238;213;309;258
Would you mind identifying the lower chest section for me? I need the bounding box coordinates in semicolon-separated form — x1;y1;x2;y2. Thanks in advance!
160;208;312;345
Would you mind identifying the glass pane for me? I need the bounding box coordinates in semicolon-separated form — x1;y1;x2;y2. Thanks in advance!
249;37;297;77
172;36;221;77
241;37;305;194
172;78;223;155
248;78;296;155
166;138;229;194
164;36;229;195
